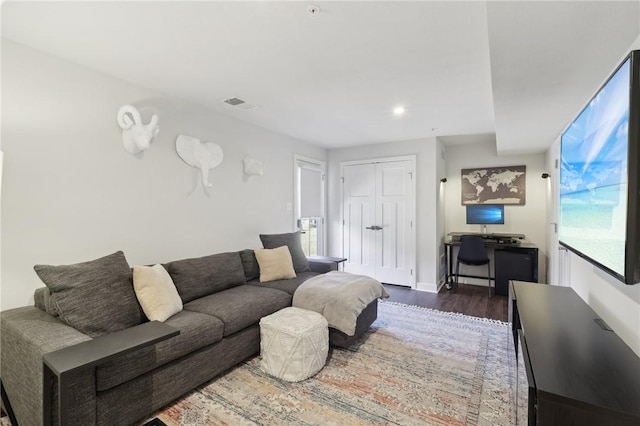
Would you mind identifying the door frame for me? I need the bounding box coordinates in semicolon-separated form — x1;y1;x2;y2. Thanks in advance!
340;155;417;287
294;154;327;256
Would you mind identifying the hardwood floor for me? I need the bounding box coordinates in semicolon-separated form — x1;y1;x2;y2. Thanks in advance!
382;283;509;322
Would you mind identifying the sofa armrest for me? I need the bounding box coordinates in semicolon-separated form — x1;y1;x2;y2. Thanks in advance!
1;307;94;426
43;321;179;426
308;259;339;274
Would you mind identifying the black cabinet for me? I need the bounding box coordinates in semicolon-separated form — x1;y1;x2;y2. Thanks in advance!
510;281;640;425
494;247;538;296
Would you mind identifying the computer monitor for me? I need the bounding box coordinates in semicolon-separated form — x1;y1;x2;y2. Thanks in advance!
466;204;504;225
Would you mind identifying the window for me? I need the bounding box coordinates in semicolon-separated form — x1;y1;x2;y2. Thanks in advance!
294;156;326;257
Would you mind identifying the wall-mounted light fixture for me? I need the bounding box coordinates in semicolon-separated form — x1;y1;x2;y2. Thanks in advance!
440;178;447;183
541;173;550;179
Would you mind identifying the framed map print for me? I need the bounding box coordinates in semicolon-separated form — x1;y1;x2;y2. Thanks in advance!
461;165;526;205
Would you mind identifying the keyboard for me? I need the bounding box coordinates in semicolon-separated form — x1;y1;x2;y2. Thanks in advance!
449;233;522;245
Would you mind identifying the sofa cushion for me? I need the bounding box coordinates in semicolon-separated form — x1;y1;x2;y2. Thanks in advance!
254;246;297;282
165;252;246;303
239;249;260;281
96;310;224;391
260;231;310;272
33;287;46;311
33;251;143;338
33;287;61;317
184;285;291;336
133;264;183;322
43;289;60;317
247;271;319;296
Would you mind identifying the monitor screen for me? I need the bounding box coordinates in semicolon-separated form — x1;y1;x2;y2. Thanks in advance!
466;204;504;225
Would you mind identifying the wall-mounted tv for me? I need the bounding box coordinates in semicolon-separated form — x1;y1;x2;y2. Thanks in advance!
559;50;640;285
466;204;504;225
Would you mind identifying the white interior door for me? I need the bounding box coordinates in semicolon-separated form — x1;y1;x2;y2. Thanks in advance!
342;163;376;276
342;158;414;286
376;161;413;285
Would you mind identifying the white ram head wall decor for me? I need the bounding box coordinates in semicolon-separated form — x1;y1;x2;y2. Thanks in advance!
117;105;160;155
176;134;224;188
243;156;264;176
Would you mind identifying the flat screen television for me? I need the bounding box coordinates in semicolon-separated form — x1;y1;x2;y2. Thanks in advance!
559;50;640;285
466;204;504;225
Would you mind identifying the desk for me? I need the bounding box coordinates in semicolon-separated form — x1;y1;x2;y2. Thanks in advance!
445;233;538;295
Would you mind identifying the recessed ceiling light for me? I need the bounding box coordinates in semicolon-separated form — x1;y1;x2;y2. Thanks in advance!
393;106;405;116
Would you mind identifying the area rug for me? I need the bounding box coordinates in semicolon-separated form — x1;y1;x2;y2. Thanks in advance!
144;301;516;426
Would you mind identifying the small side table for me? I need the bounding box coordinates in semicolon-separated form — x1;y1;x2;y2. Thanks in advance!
307;256;347;271
43;321;179;426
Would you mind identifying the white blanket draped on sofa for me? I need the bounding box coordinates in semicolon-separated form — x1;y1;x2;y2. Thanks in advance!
292;271;389;336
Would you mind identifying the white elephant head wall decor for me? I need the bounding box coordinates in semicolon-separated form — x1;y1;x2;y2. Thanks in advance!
117;105;160;155
176;134;224;188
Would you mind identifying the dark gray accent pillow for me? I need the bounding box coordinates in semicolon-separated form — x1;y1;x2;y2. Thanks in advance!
33;251;143;338
165;251;246;303
239;249;260;281
259;231;310;273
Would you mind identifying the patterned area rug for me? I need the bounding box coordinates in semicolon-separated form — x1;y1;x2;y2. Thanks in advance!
145;301;516;425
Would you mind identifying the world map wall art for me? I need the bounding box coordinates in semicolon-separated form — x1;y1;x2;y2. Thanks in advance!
461;165;526;205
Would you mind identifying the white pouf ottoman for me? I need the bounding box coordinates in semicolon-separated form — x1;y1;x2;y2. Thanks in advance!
259;307;329;382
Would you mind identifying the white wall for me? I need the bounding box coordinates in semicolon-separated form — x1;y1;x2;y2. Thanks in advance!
327;138;442;290
444;139;548;283
435;138;446;285
1;40;326;310
545;35;640;356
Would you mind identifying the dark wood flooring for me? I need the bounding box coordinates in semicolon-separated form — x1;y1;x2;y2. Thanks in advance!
382;283;509;322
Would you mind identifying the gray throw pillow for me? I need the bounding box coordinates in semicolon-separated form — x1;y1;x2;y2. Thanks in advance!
239;249;260;281
259;231;310;273
165;251;246;303
34;251;143;338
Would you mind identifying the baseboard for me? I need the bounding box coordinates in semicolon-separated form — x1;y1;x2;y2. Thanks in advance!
416;281;439;293
457;277;491;287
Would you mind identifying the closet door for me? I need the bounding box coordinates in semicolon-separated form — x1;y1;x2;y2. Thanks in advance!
342;163;377;277
375;160;413;285
342;159;414;286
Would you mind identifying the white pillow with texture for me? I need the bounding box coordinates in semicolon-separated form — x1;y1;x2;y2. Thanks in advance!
133;264;183;322
254;246;297;282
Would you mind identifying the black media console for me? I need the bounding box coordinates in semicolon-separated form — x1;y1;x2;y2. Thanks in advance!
510;281;640;425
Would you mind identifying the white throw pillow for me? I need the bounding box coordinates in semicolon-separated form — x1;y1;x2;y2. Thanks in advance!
254;246;297;282
133;264;183;322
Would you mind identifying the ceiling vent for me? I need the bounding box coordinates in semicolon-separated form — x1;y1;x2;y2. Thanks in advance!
222;96;256;110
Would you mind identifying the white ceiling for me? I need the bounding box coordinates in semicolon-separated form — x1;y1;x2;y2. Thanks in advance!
2;1;639;154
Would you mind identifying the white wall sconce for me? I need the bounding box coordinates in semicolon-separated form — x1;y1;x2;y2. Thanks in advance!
243;157;264;176
117;105;159;155
176;134;224;188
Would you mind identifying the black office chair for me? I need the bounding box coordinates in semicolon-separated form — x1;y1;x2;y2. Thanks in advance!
454;236;492;297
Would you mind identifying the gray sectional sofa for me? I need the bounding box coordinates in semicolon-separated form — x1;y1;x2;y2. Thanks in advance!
1;242;376;426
